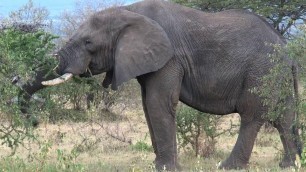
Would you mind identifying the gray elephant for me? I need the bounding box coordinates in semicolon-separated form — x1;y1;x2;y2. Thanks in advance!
19;0;301;170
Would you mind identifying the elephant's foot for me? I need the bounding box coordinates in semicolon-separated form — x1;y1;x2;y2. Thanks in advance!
155;163;175;171
279;155;297;168
218;158;248;170
155;159;181;171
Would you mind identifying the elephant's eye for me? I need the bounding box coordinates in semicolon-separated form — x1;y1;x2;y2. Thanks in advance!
85;39;95;53
85;40;91;45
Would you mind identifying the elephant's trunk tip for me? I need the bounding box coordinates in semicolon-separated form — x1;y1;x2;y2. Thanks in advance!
41;73;73;86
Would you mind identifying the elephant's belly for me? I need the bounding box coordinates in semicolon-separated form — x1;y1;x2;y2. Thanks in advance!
179;83;238;115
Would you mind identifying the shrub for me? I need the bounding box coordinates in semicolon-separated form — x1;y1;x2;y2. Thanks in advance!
288;25;306;166
132;141;153;152
249;43;294;121
0;0;132;125
251;24;306;166
0;0;57;128
176;104;233;157
283;26;306;147
0;0;138;155
301;147;306;166
0;25;57;151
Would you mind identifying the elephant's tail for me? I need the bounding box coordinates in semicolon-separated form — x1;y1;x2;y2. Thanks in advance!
292;62;303;156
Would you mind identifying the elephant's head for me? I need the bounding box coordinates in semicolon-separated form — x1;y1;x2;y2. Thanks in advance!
43;8;173;90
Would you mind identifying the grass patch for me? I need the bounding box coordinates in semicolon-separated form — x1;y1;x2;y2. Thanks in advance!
131;140;153;152
0;114;304;172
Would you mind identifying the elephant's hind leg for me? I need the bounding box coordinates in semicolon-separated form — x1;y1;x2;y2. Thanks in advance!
219;93;265;170
274;121;300;168
272;100;301;168
219;116;264;169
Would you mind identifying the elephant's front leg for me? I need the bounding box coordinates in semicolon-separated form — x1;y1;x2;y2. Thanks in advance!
138;64;183;171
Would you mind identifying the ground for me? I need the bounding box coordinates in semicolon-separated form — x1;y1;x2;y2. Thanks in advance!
0;107;302;172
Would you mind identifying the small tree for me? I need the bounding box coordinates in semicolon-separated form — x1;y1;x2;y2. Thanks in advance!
3;0;51;28
0;25;57;151
0;0;60;154
176;104;235;157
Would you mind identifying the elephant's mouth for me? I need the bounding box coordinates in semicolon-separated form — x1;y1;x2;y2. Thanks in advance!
41;62;106;86
42;65;89;86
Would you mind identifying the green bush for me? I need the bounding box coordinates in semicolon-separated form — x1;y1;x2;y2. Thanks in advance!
252;24;306;166
132;141;153;152
302;147;306;167
0;142;85;171
131;134;153;152
0;1;136;154
0;27;57;111
0;26;57;152
283;25;306;146
249;43;294;121
176;104;231;157
289;25;306;166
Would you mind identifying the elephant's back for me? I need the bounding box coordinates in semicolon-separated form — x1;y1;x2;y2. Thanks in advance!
125;0;288;76
125;1;285;59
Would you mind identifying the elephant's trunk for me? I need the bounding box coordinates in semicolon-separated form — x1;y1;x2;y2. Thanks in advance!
41;73;73;86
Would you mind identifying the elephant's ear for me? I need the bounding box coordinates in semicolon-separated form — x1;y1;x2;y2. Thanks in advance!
111;11;173;90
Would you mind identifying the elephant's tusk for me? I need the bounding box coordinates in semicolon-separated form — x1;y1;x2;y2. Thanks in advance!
42;73;73;86
86;68;93;76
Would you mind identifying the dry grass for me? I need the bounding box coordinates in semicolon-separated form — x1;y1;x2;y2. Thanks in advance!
0;110;303;171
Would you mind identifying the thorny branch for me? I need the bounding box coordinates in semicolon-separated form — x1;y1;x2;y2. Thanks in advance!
98;122;132;145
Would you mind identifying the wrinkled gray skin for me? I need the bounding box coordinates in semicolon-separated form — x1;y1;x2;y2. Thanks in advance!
19;0;301;170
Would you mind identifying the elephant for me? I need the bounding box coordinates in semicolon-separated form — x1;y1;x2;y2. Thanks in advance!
18;0;302;170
